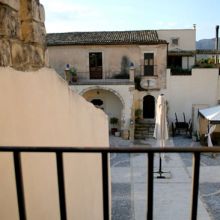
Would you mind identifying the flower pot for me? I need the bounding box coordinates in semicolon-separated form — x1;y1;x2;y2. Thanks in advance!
115;131;120;137
192;136;197;142
111;128;118;135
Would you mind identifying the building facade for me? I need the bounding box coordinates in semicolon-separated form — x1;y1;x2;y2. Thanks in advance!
47;28;220;139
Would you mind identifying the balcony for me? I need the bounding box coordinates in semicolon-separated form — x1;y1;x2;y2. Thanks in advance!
1;144;220;220
65;71;134;86
135;65;166;90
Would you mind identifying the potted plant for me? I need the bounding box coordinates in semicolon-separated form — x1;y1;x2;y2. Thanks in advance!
69;67;77;83
135;109;142;122
110;117;119;135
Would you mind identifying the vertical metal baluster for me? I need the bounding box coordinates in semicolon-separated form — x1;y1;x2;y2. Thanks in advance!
56;152;67;220
102;152;109;220
190;152;201;220
147;152;154;220
14;152;26;220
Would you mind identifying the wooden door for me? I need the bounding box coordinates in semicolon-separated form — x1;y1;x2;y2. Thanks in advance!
89;52;103;79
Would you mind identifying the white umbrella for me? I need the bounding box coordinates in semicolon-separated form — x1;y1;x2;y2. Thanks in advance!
153;94;169;178
154;94;169;147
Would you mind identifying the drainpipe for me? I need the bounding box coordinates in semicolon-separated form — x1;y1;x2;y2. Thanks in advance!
166;42;169;69
216;25;219;64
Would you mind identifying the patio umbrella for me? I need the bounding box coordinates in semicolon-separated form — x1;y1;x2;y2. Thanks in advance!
153;94;169;178
206;123;216;147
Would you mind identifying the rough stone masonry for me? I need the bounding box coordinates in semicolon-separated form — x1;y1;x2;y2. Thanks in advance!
0;0;47;70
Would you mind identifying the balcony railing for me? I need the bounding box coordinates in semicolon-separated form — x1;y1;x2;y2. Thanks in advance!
67;71;133;85
1;146;220;220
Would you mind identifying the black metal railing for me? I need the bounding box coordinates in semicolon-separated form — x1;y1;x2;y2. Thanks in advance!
1;146;220;220
67;71;132;85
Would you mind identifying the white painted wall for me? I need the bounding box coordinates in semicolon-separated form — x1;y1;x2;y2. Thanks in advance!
157;29;196;50
0;67;109;220
163;68;219;128
47;44;167;83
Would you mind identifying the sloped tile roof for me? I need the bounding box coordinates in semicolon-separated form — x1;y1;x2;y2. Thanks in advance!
46;30;167;46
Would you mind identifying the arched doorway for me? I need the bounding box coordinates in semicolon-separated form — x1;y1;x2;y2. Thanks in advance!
143;95;155;119
82;88;124;130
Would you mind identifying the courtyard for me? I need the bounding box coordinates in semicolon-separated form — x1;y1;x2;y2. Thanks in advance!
110;135;220;220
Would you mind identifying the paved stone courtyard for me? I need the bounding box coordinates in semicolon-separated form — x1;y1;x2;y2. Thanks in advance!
110;135;220;220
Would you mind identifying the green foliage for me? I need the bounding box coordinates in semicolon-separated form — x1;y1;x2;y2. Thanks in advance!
110;117;119;125
194;58;216;68
70;67;77;76
112;73;129;79
170;66;191;75
135;109;142;119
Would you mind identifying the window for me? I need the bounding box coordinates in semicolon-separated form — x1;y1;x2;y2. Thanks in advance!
144;53;154;76
91;99;104;110
171;38;179;46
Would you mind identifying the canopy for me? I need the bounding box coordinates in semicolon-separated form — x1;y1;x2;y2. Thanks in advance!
199;105;220;123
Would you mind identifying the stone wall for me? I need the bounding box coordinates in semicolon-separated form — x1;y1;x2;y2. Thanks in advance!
0;0;46;70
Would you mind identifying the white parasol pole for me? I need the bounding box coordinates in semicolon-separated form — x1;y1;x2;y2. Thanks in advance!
153;94;169;178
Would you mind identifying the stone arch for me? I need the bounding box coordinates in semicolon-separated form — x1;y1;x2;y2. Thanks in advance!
80;86;125;110
80;86;126;125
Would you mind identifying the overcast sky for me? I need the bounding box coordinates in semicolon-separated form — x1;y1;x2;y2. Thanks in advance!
40;0;220;40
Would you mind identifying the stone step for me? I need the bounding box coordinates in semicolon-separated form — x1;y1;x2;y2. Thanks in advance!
134;134;153;139
135;124;155;129
135;126;155;131
134;121;155;139
136;119;155;124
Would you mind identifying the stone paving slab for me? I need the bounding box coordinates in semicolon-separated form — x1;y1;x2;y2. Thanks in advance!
187;166;220;183
200;183;220;220
110;136;213;220
111;167;132;183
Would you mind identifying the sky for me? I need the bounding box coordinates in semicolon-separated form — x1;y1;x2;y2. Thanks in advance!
40;0;220;40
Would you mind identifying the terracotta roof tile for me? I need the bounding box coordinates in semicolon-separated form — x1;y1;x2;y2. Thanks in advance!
46;30;167;46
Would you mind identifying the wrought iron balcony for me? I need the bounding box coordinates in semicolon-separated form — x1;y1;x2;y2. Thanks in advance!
66;71;133;85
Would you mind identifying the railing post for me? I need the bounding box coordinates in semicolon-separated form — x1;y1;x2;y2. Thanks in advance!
56;152;67;220
14;152;26;220
147;152;154;220
190;152;201;220
102;152;109;220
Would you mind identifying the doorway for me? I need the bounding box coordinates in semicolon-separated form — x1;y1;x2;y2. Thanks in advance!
143;95;155;119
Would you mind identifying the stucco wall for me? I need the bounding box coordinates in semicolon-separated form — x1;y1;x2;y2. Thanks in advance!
0;67;109;220
157;29;196;50
47;44;167;81
164;68;219;127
